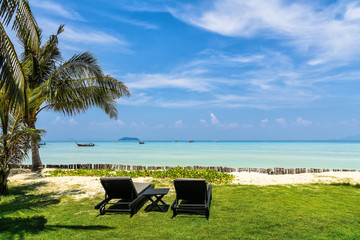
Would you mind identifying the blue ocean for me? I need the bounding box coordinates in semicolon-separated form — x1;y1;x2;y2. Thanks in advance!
24;141;360;169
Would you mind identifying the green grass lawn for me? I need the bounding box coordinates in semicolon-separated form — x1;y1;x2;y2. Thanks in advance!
1;181;360;239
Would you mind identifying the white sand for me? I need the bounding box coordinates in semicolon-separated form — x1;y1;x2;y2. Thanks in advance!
8;169;360;199
231;171;360;185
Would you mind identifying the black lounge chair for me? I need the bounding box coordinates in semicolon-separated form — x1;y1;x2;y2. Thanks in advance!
95;177;154;216
171;178;212;219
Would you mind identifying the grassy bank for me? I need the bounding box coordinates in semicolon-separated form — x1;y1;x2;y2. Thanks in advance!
47;167;234;184
1;181;360;239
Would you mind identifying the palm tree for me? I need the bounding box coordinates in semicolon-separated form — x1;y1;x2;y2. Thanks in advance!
1;1;131;171
25;25;130;171
0;89;43;195
0;0;40;108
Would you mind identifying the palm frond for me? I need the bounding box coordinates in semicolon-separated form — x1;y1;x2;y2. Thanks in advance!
0;21;25;107
0;0;20;26
56;52;104;81
41;75;130;119
27;87;45;117
13;0;40;54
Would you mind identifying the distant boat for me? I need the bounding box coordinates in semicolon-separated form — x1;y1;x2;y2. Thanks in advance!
76;142;95;147
38;142;46;145
173;140;178;143
139;141;145;144
189;140;194;143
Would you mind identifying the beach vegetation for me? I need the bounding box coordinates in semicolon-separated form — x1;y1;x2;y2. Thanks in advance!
1;181;360;239
0;90;44;195
0;1;130;172
46;167;235;184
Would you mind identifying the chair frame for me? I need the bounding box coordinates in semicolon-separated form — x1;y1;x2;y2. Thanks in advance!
95;177;154;216
171;178;212;219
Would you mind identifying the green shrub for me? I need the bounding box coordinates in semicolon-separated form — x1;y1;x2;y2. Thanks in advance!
47;167;234;184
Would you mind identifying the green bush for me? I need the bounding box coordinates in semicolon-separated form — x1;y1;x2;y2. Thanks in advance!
47;167;234;184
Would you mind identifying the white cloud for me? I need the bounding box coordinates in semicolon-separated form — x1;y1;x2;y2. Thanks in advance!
170;0;360;64
339;118;358;126
124;73;214;92
224;55;264;63
210;113;219;125
112;16;158;29
156;100;207;108
31;0;84;20
174;120;184;127
200;119;207;124
114;119;125;126
344;3;360;21
130;121;147;128
276;118;287;127
241;124;253;129
117;92;152;106
52;116;65;125
226;123;239;128
294;117;312;127
115;48;332;110
68;118;79;126
38;19;127;46
89;120;127;128
260;118;269;127
62;26;126;45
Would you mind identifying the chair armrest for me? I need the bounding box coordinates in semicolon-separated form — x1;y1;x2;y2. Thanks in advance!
171;198;178;210
206;184;212;207
129;184;155;209
129;194;146;209
95;199;108;209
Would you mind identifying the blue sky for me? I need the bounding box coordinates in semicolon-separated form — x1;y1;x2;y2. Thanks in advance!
25;0;360;141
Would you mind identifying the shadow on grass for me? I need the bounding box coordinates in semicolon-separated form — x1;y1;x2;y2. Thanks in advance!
0;216;47;239
46;225;115;230
330;182;360;188
1;182;61;215
0;216;115;240
1;183;114;239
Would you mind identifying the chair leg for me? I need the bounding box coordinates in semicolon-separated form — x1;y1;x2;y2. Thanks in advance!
206;210;209;219
172;209;177;218
100;206;105;215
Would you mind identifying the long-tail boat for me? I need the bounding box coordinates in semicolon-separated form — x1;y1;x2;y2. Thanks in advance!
76;142;95;147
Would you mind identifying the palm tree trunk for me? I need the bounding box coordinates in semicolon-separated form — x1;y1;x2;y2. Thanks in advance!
30;122;43;172
0;168;10;195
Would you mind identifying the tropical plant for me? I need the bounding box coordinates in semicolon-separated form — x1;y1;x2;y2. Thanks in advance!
0;0;40;108
0;1;130;171
47;167;235;184
0;89;44;195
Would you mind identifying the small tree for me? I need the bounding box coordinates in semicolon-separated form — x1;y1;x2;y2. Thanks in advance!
0;90;43;195
1;3;130;171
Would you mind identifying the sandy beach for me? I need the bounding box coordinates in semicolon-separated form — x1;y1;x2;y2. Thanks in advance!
7;169;360;200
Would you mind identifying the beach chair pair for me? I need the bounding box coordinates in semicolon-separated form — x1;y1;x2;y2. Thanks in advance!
95;177;212;219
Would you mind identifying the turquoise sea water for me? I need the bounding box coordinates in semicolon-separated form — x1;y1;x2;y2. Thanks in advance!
24;141;360;169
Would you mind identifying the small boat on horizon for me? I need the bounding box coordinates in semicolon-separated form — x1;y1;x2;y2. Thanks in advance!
139;141;145;144
189;140;194;143
76;142;95;147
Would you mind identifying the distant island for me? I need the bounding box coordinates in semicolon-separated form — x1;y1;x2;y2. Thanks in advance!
336;134;360;141
118;137;140;141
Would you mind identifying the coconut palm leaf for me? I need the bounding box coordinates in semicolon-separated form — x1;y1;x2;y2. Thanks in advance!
0;22;25;107
55;52;104;81
41;77;129;119
0;0;19;26
0;0;40;54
